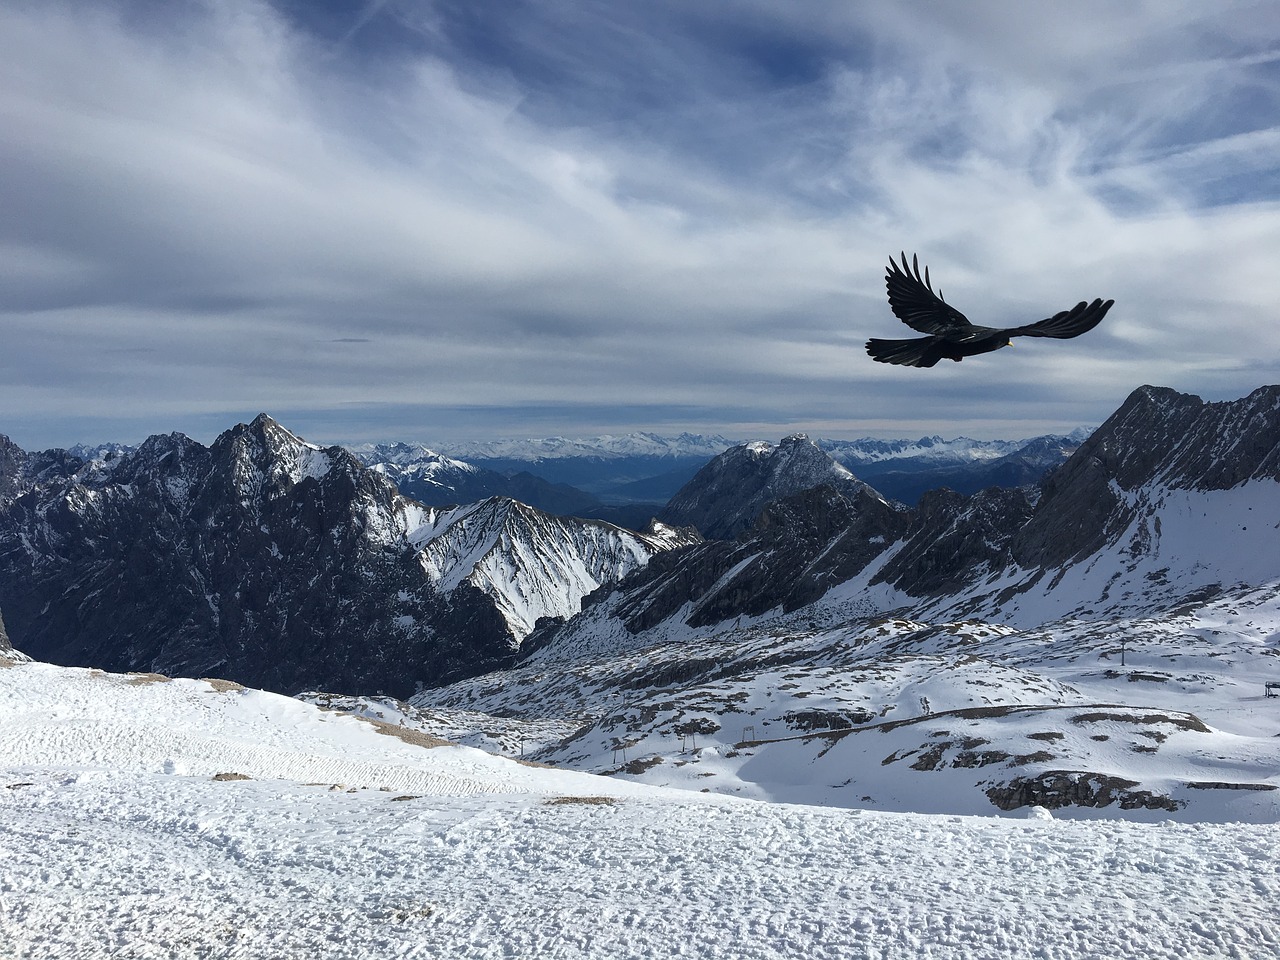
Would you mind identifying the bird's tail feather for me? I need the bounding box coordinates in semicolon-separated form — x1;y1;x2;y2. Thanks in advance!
865;337;943;367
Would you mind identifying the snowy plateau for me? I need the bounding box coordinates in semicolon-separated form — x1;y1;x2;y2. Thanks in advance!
3;385;1280;958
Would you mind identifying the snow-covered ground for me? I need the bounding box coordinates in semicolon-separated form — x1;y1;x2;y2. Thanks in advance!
4;656;1280;958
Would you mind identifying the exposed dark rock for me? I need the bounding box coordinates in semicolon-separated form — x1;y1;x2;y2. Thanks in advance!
609;483;904;634
1185;781;1277;791
1014;384;1280;567
782;708;875;732
986;771;1182;811
873;486;1034;596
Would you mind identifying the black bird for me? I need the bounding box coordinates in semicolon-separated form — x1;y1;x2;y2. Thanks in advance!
866;252;1113;367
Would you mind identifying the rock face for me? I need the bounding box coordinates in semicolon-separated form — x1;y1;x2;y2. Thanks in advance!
0;416;672;696
0;416;512;696
1012;384;1280;568
658;434;882;540
872;486;1035;597
586;483;904;637
413;496;675;639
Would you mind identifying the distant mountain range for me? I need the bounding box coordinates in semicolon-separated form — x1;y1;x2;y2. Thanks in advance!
350;429;1088;518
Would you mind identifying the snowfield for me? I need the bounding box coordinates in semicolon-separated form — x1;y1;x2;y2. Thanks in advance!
3;658;1280;959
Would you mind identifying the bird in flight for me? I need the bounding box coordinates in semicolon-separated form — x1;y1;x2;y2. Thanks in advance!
866;252;1113;367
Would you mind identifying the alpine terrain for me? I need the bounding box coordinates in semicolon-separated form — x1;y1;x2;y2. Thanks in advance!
3;385;1280;959
367;385;1280;822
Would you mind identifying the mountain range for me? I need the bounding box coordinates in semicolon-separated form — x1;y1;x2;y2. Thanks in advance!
359;429;1087;511
0;415;678;697
400;385;1280;819
2;385;1279;820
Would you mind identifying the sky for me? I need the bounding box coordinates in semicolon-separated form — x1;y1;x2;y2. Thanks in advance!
3;0;1280;450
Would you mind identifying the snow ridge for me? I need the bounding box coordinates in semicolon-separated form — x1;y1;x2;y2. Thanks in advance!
412;498;666;639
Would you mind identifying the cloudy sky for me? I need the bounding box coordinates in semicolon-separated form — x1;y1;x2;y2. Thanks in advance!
4;0;1280;449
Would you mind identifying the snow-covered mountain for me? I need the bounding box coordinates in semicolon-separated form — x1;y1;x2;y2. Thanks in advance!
570;385;1280;639
0;415;682;696
6;389;1280;956
410;497;694;639
658;433;886;540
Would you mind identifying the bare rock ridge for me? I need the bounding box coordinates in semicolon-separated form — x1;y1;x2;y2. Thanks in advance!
1011;383;1280;568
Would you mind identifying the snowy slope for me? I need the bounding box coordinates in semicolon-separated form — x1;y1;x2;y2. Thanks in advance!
409;497;671;639
0;660;639;798
408;580;1280;822
4;656;1279;959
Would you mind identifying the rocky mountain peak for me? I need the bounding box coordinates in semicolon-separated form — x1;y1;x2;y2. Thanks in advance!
211;414;356;502
658;434;872;540
0;434;29;505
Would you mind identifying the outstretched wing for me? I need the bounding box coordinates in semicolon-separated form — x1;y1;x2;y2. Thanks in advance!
885;252;972;335
1005;298;1114;339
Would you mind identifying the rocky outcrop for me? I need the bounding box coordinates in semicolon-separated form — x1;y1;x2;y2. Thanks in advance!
985;771;1182;812
873;486;1034;596
0;435;26;505
599;483;904;634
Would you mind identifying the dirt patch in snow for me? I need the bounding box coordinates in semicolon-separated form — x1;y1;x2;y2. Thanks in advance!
125;672;171;686
360;715;451;749
202;678;247;693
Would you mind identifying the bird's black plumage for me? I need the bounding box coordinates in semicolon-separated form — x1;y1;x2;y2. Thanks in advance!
866;252;1113;367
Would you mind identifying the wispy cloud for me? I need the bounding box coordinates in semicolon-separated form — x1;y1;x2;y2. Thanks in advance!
1;0;1278;448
